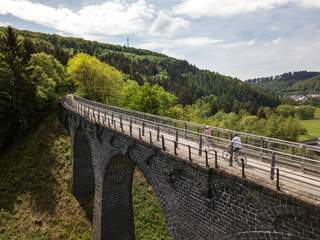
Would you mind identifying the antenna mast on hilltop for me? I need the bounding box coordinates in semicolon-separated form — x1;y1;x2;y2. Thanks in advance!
126;37;130;48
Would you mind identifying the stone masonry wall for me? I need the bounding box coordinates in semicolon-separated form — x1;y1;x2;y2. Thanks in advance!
61;104;320;240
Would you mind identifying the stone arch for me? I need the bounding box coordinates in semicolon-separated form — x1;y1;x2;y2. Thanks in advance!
101;154;136;240
72;125;95;203
98;142;173;240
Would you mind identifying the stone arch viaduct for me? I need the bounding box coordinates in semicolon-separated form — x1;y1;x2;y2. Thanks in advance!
60;96;320;240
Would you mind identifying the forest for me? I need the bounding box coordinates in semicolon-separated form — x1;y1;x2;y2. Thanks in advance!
247;71;320;98
0;26;318;152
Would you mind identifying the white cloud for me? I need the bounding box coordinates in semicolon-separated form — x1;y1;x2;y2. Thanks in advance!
0;21;11;27
297;0;320;8
137;36;224;51
173;0;320;18
178;37;224;46
271;37;282;44
0;0;154;38
161;48;185;59
247;39;257;46
174;0;290;18
149;11;189;36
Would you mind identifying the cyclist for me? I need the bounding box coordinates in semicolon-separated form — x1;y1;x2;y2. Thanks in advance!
203;126;213;150
232;133;242;158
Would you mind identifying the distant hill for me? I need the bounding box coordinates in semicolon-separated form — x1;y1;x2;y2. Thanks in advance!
0;26;280;114
247;71;320;97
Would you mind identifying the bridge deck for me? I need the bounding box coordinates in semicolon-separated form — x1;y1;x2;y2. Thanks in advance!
63;96;320;205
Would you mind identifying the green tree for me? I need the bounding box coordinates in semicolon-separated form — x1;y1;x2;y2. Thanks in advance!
0;26;36;141
26;52;65;107
314;108;320;119
119;80;141;110
121;81;177;115
276;104;295;118
22;37;35;64
67;53;124;103
295;105;316;120
0;52;14;148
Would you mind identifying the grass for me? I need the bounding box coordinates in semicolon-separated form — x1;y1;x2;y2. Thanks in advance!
0;109;169;239
133;170;170;240
299;119;320;142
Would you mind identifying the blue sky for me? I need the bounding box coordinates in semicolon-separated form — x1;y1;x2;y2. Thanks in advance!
1;0;320;79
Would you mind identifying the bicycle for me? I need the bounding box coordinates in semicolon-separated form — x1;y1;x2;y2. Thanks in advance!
222;149;247;166
202;136;215;152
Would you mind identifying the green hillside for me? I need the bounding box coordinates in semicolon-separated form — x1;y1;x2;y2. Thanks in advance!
0;26;280;114
0;109;169;239
247;71;320;96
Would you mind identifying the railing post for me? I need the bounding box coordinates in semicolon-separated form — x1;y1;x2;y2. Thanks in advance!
241;159;246;178
188;145;192;162
184;122;187;139
129;118;132;136
229;142;233;167
214;150;218;168
270;153;276;180
111;112;114;125
205;150;209;167
139;128;142;140
162;135;165;150
260;137;264;160
300;145;305;171
120;115;123;132
291;146;294;161
175;129;179;147
149;131;152;144
157;124;160;141
142;121;145;136
174;141;177;156
276;168;280;190
199;136;203;156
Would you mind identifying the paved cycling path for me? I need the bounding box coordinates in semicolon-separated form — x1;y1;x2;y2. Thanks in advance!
85;107;320;204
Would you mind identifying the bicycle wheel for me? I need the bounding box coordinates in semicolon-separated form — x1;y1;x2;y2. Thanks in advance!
208;141;215;151
222;150;230;161
237;153;247;166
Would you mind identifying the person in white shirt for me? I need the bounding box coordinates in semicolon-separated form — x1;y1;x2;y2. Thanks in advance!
232;133;242;156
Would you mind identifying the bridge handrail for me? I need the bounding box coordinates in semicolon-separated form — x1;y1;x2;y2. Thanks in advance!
61;96;320;201
72;95;320;154
67;96;320;167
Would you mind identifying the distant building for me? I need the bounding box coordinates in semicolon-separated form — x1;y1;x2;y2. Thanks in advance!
289;95;307;101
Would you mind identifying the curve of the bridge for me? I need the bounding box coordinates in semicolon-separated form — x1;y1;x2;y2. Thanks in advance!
60;95;320;240
63;95;320;203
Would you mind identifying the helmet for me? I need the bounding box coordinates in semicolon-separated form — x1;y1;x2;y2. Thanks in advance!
205;126;210;129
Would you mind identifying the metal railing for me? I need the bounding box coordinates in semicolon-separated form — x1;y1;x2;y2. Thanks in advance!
61;95;320;202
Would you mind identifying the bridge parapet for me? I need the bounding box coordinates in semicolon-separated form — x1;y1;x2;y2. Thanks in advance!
60;95;320;240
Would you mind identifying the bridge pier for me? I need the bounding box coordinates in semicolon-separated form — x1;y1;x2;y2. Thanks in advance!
72;126;95;200
95;155;136;240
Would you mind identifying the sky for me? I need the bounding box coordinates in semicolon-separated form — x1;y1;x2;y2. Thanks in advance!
0;0;320;80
